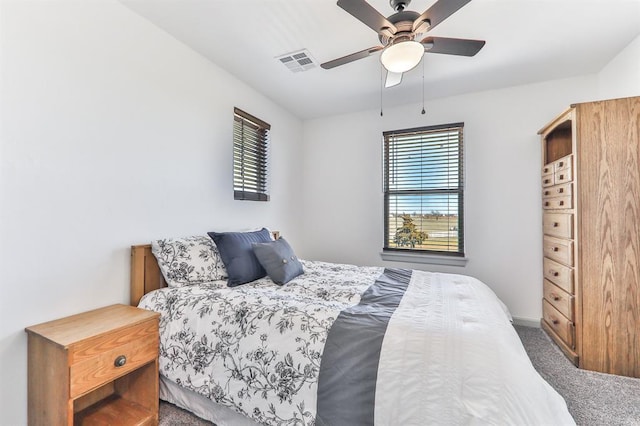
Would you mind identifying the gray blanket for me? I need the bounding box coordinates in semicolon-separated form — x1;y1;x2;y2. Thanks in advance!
316;268;412;425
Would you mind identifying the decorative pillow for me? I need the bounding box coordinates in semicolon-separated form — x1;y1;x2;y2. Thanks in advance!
208;228;272;287
252;238;304;285
151;236;227;287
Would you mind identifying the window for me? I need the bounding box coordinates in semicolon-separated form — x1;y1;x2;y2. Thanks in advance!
233;107;270;201
383;123;464;257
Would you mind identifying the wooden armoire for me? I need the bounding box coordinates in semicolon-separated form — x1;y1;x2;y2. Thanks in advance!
539;96;639;378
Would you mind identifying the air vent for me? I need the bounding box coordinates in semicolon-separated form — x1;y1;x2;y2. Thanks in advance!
276;49;317;73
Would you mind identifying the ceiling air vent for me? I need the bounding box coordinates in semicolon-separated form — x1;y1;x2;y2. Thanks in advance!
276;49;317;73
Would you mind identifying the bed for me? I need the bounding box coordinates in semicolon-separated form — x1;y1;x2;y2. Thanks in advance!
130;232;575;425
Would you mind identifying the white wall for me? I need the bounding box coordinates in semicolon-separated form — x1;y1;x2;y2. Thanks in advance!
300;75;600;324
597;34;640;100
0;1;302;424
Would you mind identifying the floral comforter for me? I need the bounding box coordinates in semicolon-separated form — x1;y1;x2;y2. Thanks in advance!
138;260;382;425
139;260;575;426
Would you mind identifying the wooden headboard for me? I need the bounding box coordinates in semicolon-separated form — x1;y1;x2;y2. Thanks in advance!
130;244;166;306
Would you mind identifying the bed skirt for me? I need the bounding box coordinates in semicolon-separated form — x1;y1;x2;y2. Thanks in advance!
160;376;260;426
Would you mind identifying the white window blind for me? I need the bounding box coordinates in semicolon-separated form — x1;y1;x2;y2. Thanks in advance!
383;123;464;256
233;107;270;201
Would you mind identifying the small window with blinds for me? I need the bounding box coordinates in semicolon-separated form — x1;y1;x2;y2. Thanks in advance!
233;107;270;201
383;123;464;256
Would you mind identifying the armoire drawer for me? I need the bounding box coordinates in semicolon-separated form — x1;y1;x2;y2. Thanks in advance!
542;182;572;199
543;279;574;320
554;167;572;185
554;155;572;172
543;257;574;293
543;236;573;266
542;173;554;187
543;213;573;239
543;195;573;210
543;300;574;348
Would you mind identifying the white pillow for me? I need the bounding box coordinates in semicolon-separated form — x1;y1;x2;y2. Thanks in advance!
151;236;227;287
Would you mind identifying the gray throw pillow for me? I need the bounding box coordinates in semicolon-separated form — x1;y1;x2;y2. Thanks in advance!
252;238;304;285
208;228;272;287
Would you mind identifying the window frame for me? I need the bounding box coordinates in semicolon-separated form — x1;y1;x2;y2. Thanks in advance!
382;122;466;262
233;107;270;202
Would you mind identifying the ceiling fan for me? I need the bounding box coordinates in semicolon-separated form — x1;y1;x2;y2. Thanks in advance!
321;0;485;87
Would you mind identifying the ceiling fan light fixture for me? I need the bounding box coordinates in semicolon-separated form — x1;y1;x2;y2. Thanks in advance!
380;40;424;73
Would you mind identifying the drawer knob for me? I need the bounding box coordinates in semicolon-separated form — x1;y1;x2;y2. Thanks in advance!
559;174;565;179
553;222;559;227
544;179;550;184
552;319;559;325
558;188;564;194
544;190;550;196
559;201;564;206
552;293;561;301
114;355;127;368
559;162;564;167
552;247;559;252
545;202;550;206
552;271;559;277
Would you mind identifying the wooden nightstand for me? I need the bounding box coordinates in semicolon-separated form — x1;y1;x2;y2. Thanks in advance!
25;304;160;425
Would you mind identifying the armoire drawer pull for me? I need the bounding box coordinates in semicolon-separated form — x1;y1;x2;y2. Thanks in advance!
544;179;551;184
559;201;564;206
552;271;559;277
552;247;559;252
558;161;564;167
553;222;559;227
559;174;565;179
545;202;550;206
552;318;559;325
558;188;564;193
544;190;550;196
552;294;561;301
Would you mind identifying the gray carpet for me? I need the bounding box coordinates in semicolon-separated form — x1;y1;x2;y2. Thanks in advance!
159;325;640;425
515;325;640;426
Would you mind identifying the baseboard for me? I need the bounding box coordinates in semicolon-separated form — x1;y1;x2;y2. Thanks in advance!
512;316;540;328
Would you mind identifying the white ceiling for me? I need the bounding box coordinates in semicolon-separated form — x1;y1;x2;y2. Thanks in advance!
120;0;640;119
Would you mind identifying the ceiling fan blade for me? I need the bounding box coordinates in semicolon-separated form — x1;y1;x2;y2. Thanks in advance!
321;46;383;69
421;36;485;56
413;0;472;33
385;71;403;88
337;0;398;34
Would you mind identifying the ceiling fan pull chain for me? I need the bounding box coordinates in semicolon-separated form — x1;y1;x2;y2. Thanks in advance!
421;57;426;115
380;64;384;117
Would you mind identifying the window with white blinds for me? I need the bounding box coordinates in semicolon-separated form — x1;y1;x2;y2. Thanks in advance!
233;107;270;201
383;123;464;256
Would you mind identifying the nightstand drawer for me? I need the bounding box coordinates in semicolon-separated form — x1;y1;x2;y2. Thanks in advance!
70;319;158;365
70;331;157;398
